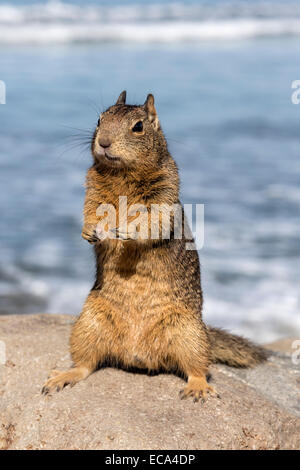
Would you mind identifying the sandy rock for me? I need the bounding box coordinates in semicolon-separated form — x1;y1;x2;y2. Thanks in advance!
0;314;299;450
265;337;299;354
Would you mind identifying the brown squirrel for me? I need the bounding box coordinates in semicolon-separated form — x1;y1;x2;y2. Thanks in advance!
42;91;267;401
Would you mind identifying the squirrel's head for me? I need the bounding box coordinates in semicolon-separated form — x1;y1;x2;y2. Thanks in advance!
91;91;166;169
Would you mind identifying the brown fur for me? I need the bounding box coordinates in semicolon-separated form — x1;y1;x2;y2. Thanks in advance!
42;92;268;401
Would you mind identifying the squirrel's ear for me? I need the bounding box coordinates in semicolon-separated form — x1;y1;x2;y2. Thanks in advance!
116;90;126;105
144;94;159;130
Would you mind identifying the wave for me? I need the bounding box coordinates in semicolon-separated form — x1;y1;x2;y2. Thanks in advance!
1;1;300;44
1;19;300;44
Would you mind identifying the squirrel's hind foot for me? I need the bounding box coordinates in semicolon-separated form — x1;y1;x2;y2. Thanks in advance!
41;366;90;395
179;375;220;403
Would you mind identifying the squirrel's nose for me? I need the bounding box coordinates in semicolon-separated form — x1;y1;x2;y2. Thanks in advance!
98;137;111;149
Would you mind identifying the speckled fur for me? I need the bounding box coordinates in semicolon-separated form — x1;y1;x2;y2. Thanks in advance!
42;92;267;400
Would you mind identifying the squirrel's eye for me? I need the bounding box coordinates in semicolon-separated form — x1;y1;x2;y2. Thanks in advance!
97;118;100;127
132;121;143;133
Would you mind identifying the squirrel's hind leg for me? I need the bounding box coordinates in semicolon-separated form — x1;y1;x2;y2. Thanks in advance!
42;292;112;395
42;366;91;394
166;316;219;402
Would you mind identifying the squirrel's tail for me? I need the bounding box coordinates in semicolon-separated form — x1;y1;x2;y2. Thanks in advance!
208;326;269;367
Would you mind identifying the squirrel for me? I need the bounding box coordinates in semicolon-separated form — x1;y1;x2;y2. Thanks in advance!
42;91;268;401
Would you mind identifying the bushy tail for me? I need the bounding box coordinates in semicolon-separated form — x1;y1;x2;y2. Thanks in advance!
208;326;269;367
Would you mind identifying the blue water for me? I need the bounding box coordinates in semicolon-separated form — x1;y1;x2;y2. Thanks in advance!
1;1;300;342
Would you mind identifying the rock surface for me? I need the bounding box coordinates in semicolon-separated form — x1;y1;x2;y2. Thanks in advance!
0;314;299;450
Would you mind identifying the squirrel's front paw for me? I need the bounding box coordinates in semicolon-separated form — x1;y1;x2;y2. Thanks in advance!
81;225;98;244
110;226;138;241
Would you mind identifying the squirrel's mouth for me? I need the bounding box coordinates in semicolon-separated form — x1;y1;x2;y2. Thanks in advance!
104;151;121;162
93;146;122;165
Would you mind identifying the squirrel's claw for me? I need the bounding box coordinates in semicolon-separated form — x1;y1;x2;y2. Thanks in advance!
111;227;137;241
179;376;219;403
81;228;99;244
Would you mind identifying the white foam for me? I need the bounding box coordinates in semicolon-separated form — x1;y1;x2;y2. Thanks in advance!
1;1;300;44
0;19;299;45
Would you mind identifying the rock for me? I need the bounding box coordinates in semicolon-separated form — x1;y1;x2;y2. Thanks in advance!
0;314;299;450
265;338;299;355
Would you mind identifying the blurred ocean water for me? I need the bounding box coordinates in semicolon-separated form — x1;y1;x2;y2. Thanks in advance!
0;0;300;342
2;0;300;43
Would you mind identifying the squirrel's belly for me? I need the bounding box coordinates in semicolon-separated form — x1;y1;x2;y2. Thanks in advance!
94;284;176;371
92;254;187;371
110;337;168;371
